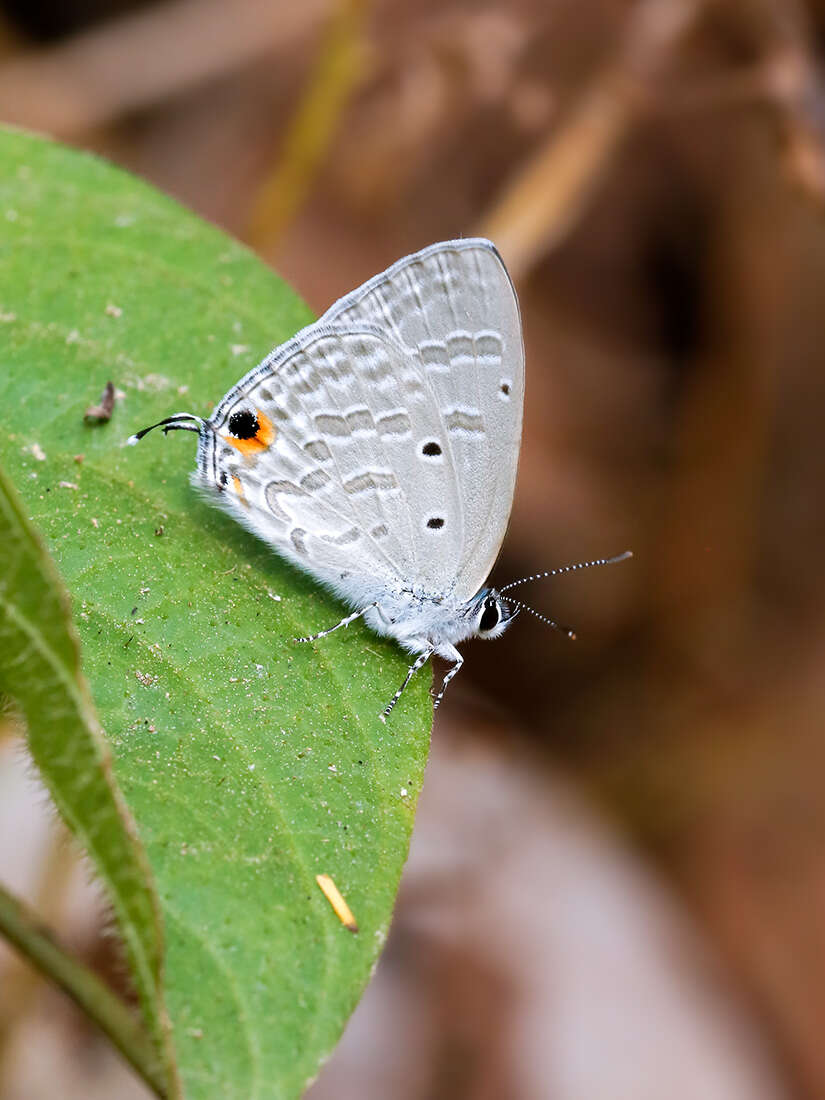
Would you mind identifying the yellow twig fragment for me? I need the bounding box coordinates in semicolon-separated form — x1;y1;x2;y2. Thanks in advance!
315;873;358;933
246;0;371;249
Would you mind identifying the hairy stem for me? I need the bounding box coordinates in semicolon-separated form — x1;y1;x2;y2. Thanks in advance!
0;881;167;1097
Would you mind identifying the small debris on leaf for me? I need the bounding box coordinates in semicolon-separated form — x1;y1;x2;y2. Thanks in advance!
84;380;116;425
316;873;358;933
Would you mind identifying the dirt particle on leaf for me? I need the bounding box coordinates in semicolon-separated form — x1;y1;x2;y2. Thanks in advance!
84;380;116;425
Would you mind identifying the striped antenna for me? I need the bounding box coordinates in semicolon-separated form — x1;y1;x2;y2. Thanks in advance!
499;551;632;594
127;412;206;445
507;600;576;639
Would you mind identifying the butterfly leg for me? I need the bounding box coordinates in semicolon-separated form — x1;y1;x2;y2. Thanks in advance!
381;646;434;720
294;603;377;644
433;644;463;710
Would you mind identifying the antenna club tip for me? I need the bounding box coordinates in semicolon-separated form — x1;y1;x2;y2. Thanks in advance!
126;434;140;446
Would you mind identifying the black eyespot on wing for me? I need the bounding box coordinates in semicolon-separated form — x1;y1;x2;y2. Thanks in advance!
500;382;511;396
427;517;445;529
228;409;259;439
480;597;499;632
422;440;442;457
219;471;229;488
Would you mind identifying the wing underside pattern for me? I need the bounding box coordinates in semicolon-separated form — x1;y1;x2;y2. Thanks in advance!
197;240;524;601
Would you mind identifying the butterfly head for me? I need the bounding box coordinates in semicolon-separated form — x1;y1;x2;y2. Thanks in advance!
470;589;519;640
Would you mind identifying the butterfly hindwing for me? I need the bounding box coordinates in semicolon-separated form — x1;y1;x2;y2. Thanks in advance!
197;327;467;595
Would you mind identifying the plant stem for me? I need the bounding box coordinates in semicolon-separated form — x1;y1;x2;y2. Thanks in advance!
0;880;167;1097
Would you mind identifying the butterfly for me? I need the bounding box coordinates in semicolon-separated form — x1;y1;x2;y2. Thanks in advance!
130;239;630;717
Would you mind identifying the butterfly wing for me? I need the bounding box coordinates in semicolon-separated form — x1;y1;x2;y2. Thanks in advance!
196;239;523;604
320;238;524;600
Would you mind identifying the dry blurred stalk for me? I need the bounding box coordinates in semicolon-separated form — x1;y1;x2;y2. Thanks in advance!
0;0;333;137
246;0;371;249
479;0;708;279
329;8;535;214
656;0;825;206
756;6;825;206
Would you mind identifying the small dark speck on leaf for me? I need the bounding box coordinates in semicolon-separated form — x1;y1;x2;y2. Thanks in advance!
131;607;138;615
84;380;116;425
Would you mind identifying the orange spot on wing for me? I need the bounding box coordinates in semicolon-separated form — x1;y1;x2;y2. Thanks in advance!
223;408;276;455
231;475;249;507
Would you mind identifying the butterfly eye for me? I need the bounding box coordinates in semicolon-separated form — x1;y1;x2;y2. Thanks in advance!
479;597;500;633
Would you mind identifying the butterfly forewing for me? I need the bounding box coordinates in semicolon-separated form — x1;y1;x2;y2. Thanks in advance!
319;239;524;599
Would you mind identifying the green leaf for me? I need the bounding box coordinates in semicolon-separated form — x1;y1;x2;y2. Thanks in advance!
0;128;432;1098
0;461;176;1096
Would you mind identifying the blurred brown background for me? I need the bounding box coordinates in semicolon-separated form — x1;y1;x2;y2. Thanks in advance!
3;0;825;1096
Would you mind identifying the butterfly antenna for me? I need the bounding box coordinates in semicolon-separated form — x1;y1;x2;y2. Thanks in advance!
499;551;633;594
508;600;577;639
127;412;206;445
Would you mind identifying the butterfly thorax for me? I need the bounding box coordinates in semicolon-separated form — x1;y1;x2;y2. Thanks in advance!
361;586;517;658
